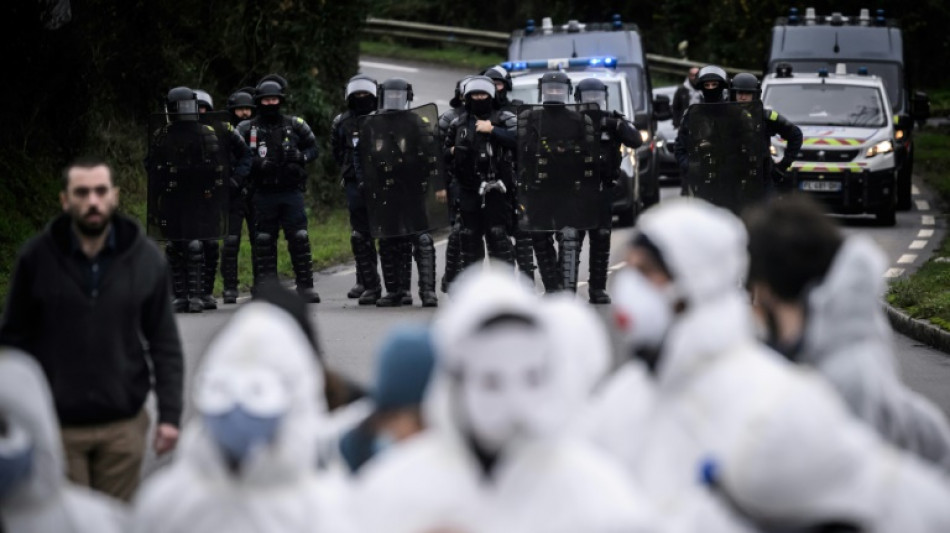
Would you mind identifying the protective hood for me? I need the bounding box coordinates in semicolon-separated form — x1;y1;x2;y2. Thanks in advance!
801;235;891;365
544;294;611;415
636;198;748;304
183;302;326;485
0;349;63;505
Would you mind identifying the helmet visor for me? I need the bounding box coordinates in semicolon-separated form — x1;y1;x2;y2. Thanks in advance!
346;78;377;99
541;82;570;104
382;90;409;111
579;91;607;110
171;99;199;119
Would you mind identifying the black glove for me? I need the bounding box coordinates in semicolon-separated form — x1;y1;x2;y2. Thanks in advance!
255;157;278;173
777;157;793;172
284;147;305;164
604;117;620;132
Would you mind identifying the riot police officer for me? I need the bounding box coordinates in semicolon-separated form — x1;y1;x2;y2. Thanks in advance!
444;75;517;273
236;75;321;303
358;78;440;307
331;74;383;305
520;72;598;294
219;87;258;303
149;87;227;313
674;65;728;186
573;77;642;304
730;72;803;190
484;65;538;284
438;76;472;293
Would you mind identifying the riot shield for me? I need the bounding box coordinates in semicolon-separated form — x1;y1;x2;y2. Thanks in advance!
516;104;601;231
146;113;229;241
685;102;768;213
357;103;448;238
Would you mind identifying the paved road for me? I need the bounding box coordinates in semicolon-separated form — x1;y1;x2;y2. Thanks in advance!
144;56;950;472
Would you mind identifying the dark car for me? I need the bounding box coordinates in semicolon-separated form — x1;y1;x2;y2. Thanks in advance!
652;85;680;183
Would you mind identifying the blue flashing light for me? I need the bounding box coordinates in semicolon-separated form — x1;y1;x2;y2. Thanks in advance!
857;66;869;76
788;7;799;24
875;9;886;26
612;13;623;30
525;19;536;35
817;68;829;78
503;56;617;72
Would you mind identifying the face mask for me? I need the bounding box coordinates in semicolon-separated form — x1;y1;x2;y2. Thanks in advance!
0;419;34;499
701;84;723;103
611;268;675;353
469;98;493;118
258;104;280;119
352;96;376;116
204;407;283;464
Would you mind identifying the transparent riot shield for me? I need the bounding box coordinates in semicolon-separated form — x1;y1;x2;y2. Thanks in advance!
685;101;768;213
357;103;448;238
146;113;229;241
516;103;601;231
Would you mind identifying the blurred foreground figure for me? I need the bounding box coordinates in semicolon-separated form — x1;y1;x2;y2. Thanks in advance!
609;198;950;532
746;195;950;470
0;349;127;532
132;299;354;533
354;267;657;533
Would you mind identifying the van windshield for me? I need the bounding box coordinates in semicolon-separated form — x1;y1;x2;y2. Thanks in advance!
763;84;887;127
779;61;901;110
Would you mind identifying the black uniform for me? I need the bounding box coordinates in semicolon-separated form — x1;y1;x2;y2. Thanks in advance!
444;108;518;268
236;110;320;301
438;104;464;293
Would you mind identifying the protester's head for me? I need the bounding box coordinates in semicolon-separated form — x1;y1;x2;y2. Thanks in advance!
371;324;436;442
687;66;700;88
59;157;119;238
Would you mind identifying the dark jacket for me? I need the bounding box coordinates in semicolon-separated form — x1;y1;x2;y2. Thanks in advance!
0;213;184;427
443;109;517;193
330;110;361;185
237;114;318;192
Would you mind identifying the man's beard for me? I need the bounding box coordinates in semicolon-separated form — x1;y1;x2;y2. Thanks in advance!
74;208;112;237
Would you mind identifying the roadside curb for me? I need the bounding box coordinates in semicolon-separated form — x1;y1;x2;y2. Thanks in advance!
885;303;950;355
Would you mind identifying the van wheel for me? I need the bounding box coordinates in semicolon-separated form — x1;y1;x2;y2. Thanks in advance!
876;205;896;227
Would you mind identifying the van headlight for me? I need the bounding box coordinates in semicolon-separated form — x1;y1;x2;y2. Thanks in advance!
866;140;894;158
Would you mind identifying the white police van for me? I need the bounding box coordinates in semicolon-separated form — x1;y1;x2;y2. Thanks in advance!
505;56;644;226
762;64;898;225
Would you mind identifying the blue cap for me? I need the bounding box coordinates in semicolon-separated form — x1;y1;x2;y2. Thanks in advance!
372;324;436;412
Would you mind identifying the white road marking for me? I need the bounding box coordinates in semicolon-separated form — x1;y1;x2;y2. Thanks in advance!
358;60;420;73
435;239;447;247
923;215;936;226
578;281;589;287
916;200;930;211
912;185;921;195
333;267;357;276
884;268;905;278
609;262;626;271
918;229;935;238
897;254;917;264
909;240;928;250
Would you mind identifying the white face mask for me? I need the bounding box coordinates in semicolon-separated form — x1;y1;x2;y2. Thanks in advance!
611;268;675;352
457;326;552;453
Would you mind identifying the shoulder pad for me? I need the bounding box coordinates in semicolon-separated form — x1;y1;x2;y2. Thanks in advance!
295;116;304;124
203;125;215;132
766;108;779;121
226;123;234;132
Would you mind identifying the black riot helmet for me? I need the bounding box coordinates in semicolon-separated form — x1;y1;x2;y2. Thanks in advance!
254;77;286;119
345;74;378;116
450;75;475;109
697;66;728;103
730;72;761;101
227;87;255;112
483;65;513;99
378;78;413;111
195;89;214;112
166;86;199;121
538;71;573;105
462;75;497;118
574;77;608;110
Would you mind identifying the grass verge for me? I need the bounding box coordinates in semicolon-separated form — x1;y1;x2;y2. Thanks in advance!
887;127;950;328
361;39;504;70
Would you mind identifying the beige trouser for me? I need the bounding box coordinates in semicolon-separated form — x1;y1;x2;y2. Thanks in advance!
60;408;149;502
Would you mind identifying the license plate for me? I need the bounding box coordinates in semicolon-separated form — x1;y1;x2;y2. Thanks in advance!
800;180;842;192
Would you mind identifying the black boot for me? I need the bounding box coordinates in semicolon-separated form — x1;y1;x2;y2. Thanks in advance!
220;235;240;304
376;238;404;307
514;228;537;283
290;229;320;303
253;232;278;295
186;240;205;313
486;225;515;265
166;244;188;313
199;239;219;309
353;231;382;306
415;233;438;307
533;233;562;293
441;221;462;293
589;227;612;304
399;238;413;306
559;227;581;293
347;232;365;299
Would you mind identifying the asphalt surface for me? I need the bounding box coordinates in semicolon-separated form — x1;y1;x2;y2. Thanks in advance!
142;56;950;474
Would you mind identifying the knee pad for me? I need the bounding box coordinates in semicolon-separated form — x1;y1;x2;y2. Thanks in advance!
293;229;309;244
488;226;508;241
255;232;273;247
561;227;579;241
223;235;240;248
417;233;434;247
594;227;611;241
187;240;203;253
351;230;370;244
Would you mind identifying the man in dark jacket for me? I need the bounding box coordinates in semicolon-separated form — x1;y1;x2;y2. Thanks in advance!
0;157;184;501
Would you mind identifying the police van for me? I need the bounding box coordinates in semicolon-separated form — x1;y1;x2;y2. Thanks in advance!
504;56;643;226
508;16;672;220
766;7;930;210
762;65;898;225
